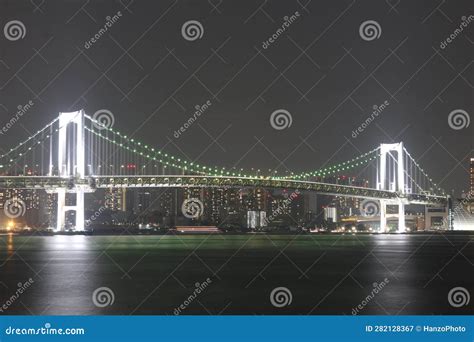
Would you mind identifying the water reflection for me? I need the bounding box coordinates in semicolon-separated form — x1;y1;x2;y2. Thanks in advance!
7;233;14;255
0;233;471;315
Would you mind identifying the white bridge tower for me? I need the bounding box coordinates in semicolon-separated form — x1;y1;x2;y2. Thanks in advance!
377;142;406;233
55;110;86;231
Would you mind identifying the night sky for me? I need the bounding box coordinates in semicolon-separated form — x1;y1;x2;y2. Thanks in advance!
0;0;472;196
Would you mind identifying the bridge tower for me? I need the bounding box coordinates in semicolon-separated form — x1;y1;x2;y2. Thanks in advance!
55;110;86;231
377;142;406;233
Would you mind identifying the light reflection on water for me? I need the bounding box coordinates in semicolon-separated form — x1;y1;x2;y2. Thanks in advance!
7;233;14;255
0;233;471;315
50;235;90;250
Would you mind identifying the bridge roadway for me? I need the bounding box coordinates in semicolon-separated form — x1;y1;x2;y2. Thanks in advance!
0;175;447;205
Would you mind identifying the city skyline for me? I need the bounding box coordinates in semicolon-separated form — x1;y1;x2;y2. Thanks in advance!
1;159;471;231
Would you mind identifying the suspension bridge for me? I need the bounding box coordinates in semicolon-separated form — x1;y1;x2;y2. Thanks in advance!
0;110;450;232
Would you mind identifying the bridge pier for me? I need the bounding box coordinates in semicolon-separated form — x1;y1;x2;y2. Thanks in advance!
398;201;405;233
379;200;406;233
55;189;85;231
380;200;387;232
76;190;85;231
56;189;66;231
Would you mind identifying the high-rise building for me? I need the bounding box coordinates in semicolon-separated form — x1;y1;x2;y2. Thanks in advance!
39;191;56;227
465;158;474;214
270;194;291;216
470;158;474;195
105;188;127;211
323;206;337;223
124;189;154;214
202;187;241;224
247;210;267;229
241;188;268;212
329;176;369;217
304;192;317;224
289;191;304;225
135;190;152;213
158;189;174;217
204;188;225;224
224;188;241;215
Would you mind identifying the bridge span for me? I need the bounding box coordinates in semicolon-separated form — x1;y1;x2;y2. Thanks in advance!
0;110;450;232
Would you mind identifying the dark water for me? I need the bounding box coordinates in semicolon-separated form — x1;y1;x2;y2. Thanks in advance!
0;233;472;315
